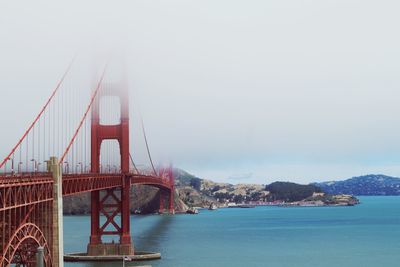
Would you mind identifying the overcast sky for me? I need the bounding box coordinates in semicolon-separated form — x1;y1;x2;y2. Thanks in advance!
1;0;400;184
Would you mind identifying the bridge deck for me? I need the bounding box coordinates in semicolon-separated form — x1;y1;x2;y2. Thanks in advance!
0;173;173;212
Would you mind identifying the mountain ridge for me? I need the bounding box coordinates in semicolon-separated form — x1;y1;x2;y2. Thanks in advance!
314;174;400;195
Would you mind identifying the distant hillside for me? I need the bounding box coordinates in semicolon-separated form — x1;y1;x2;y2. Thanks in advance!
265;182;322;202
173;168;267;207
174;172;330;206
315;174;400;196
174;175;357;207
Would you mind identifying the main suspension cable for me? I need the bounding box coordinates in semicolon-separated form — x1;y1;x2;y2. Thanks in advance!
59;63;108;164
0;57;75;169
141;118;157;176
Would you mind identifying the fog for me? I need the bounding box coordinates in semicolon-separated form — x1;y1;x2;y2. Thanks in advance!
1;0;400;184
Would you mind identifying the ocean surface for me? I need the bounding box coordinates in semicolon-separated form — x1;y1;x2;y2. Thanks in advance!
64;196;400;267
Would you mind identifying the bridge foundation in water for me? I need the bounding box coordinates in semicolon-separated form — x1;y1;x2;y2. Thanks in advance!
87;182;134;256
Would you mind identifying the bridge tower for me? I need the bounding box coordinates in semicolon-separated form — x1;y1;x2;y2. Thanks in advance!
87;84;134;255
158;166;175;214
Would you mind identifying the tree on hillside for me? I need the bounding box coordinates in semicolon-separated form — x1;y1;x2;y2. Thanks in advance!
265;182;322;202
190;178;202;191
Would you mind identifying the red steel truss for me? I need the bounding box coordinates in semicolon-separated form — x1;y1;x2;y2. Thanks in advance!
0;171;174;266
0;176;53;266
0;66;175;266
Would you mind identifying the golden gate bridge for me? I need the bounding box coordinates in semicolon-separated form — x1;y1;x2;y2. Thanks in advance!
0;58;175;266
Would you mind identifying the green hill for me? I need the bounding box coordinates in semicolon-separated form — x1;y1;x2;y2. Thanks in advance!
265;182;323;202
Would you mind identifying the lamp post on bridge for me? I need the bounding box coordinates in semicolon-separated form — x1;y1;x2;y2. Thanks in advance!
64;162;69;173
31;159;38;173
6;157;14;176
77;162;83;174
18;161;23;174
36;246;44;267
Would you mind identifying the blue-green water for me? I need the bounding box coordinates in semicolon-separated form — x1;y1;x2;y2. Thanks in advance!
64;197;400;267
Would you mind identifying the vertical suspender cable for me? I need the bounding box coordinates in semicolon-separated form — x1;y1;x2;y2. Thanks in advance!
59;63;108;165
38;115;41;171
26;135;28;172
32;125;35;171
0;58;74;169
141;118;157;176
43;109;46;169
129;153;139;174
53;91;55;157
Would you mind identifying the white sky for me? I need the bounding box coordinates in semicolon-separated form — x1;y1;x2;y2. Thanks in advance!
1;0;400;184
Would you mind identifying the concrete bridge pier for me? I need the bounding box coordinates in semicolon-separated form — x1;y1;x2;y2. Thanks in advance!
48;156;64;267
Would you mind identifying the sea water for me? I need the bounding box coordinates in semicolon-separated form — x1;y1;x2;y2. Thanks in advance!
64;196;400;267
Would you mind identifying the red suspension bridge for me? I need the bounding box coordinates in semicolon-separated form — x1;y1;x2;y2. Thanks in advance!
0;60;175;266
